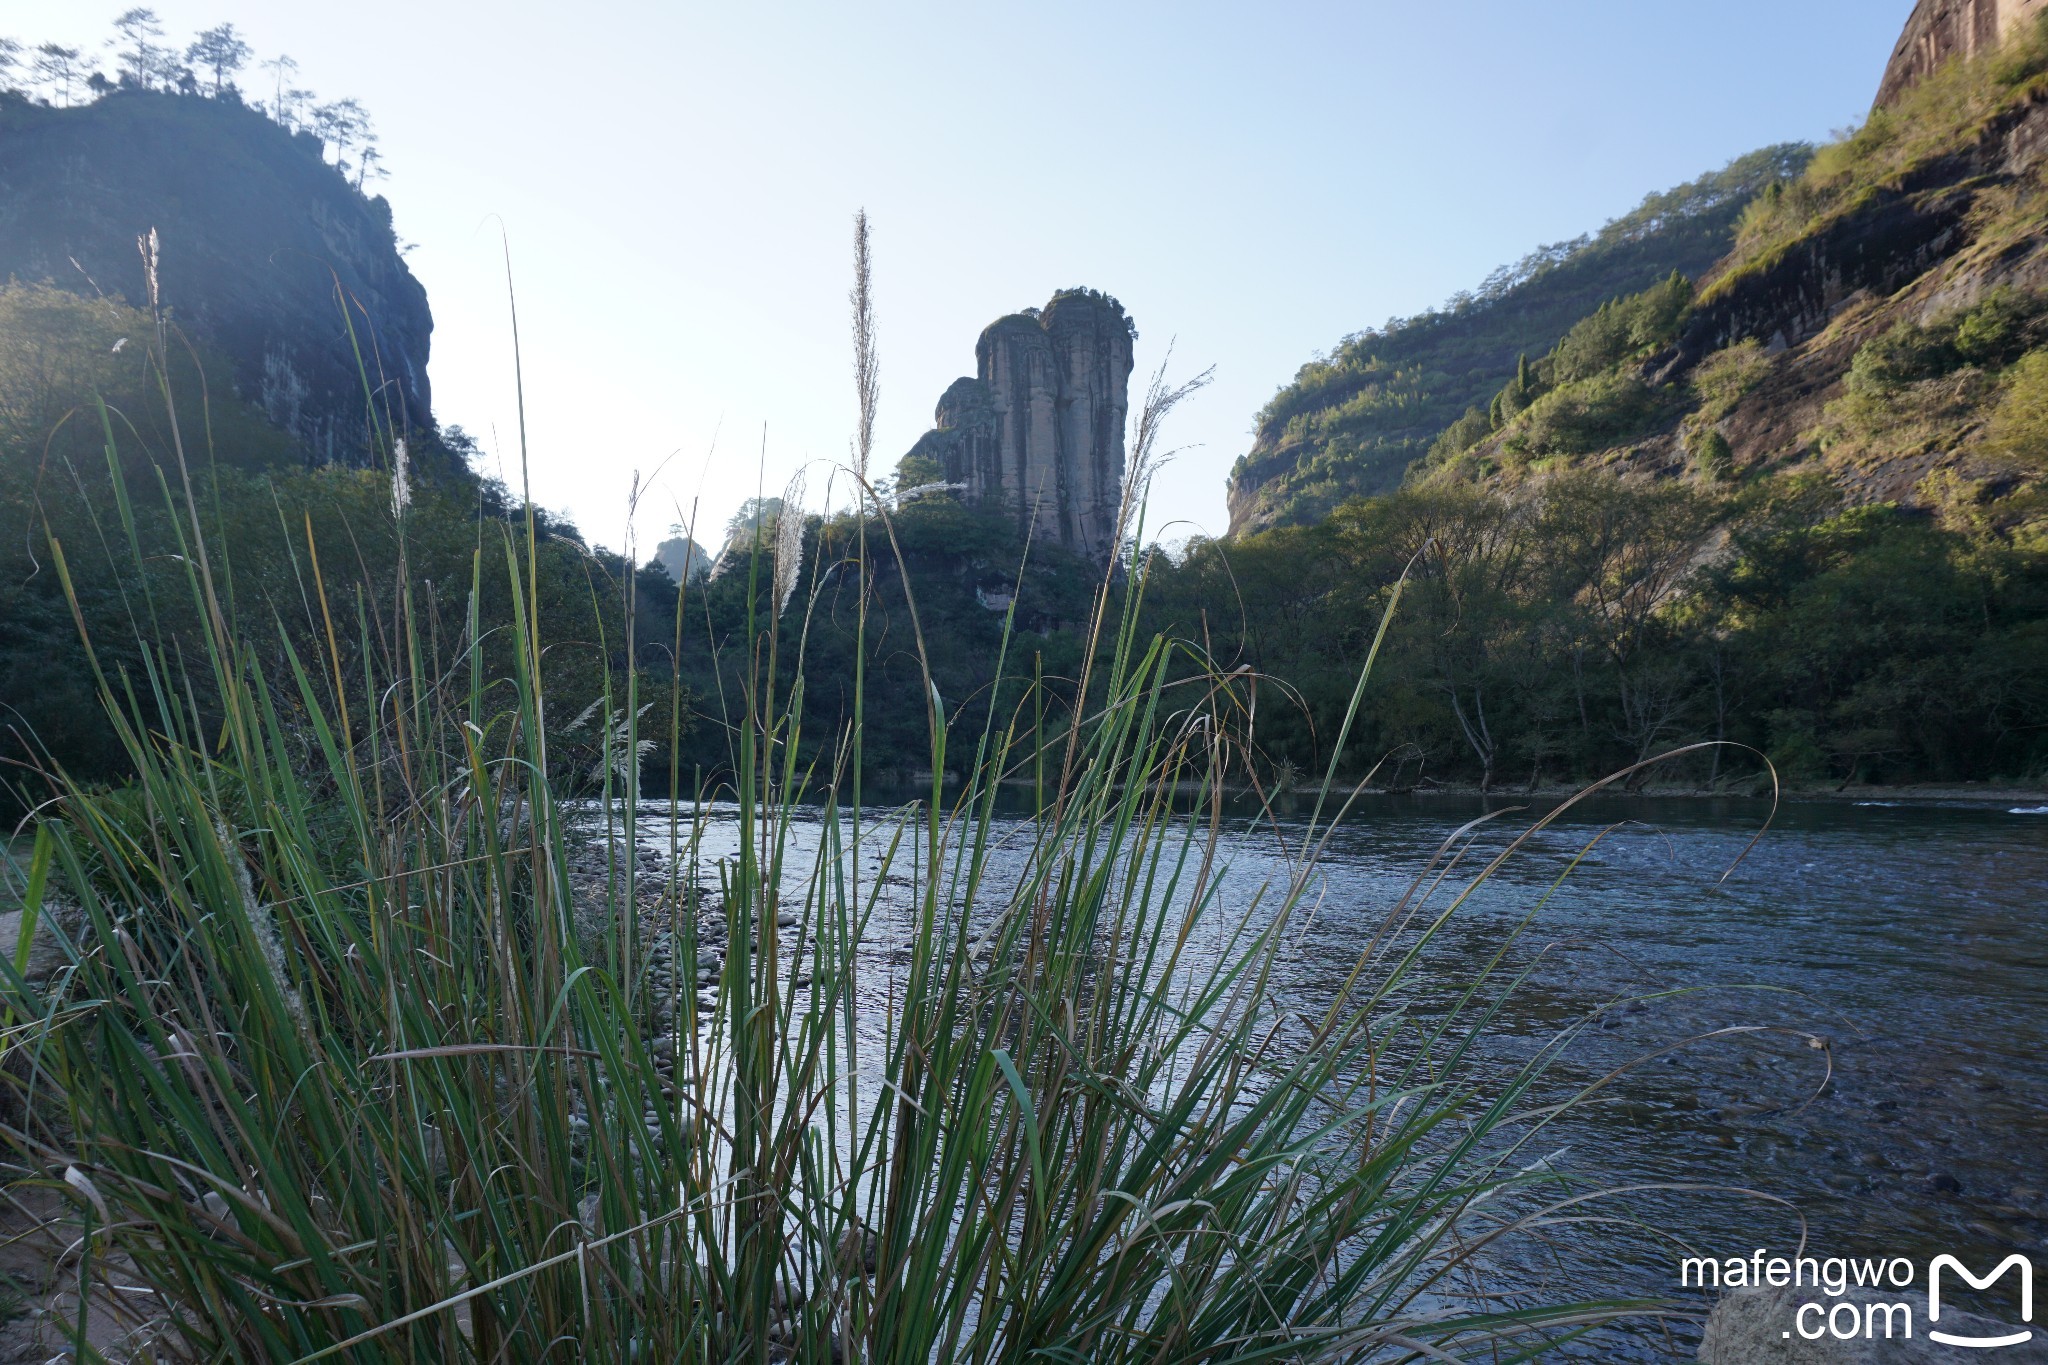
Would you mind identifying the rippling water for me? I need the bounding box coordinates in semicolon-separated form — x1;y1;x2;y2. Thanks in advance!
618;791;2048;1359
1267;795;2048;1357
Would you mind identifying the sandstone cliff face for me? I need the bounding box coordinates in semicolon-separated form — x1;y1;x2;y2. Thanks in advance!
0;89;432;466
1677;94;2048;365
905;290;1135;561
1876;0;2048;107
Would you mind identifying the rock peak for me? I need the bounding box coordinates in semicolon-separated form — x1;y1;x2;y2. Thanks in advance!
905;289;1135;561
1876;0;2048;108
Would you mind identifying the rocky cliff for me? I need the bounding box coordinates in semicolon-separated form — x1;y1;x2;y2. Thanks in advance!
0;88;431;465
1876;0;2048;107
905;290;1135;562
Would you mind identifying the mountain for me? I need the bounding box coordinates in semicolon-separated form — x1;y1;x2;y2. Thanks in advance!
1225;145;1810;535
1427;10;2048;536
1149;13;2048;793
0;86;431;466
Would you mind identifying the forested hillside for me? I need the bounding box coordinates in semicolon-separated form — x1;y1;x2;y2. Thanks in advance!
1226;146;1810;533
1167;19;2048;792
0;281;663;819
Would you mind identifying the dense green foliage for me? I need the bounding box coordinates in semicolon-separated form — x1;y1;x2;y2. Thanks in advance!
663;455;2048;794
0;282;658;817
1229;145;1810;528
1814;288;2048;536
1990;348;2048;467
1145;474;2048;790
1430;272;1694;469
662;486;1100;788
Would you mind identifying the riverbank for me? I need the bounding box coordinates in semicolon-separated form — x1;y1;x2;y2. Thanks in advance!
1335;779;2048;807
931;773;2048;813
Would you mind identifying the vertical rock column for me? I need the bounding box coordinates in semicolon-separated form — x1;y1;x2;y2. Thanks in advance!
904;289;1136;563
976;314;1062;544
1040;291;1135;561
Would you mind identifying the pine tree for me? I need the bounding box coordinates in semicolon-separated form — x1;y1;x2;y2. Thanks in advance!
110;8;168;88
186;23;251;96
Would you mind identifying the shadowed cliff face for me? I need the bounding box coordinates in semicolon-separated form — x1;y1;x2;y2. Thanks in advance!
1680;56;2048;369
0;89;431;466
905;290;1135;562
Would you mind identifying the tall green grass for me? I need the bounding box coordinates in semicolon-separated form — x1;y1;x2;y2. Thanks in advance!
0;230;1674;1362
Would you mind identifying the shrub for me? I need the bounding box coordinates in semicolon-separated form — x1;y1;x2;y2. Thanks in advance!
1693;427;1736;481
1429;403;1492;460
1986;349;2048;465
1516;369;1666;455
1848;290;2047;402
1827;293;2048;458
1691;339;1772;420
1846;319;1959;398
1550;272;1692;385
1953;288;2048;368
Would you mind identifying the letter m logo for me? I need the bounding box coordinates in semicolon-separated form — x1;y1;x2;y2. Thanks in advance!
1929;1254;2035;1349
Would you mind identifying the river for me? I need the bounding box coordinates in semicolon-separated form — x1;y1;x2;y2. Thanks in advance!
615;790;2048;1359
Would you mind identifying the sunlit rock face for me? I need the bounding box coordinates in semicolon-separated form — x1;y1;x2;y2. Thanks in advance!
1876;0;2048;107
0;88;432;465
905;289;1135;562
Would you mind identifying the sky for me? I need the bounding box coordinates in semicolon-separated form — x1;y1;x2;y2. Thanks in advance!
9;1;1915;559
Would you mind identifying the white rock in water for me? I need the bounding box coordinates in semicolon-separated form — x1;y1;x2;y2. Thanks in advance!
1700;1287;2048;1362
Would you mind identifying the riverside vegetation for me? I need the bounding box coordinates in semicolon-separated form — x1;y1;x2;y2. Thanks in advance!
1180;18;2048;794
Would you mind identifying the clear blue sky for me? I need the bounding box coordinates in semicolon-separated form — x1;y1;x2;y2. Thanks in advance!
12;1;1913;555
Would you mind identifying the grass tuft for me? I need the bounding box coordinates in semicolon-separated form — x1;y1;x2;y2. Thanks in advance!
0;235;1676;1364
